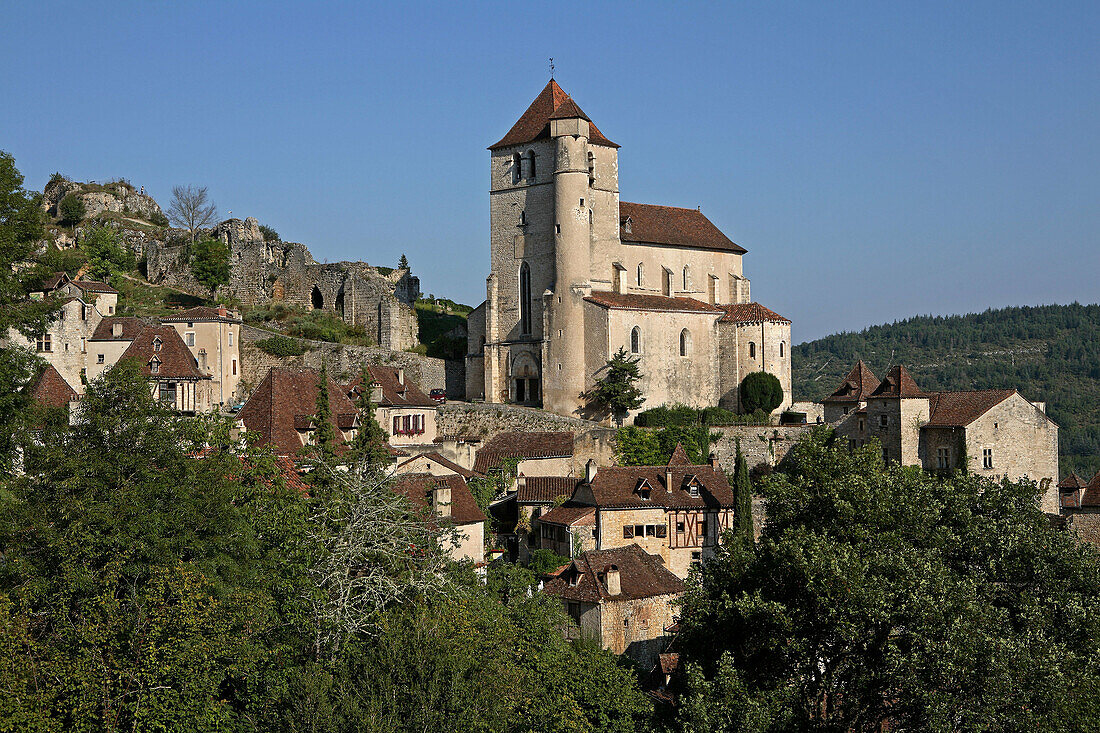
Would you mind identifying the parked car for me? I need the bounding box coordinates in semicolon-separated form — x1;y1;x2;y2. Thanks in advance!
429;388;446;405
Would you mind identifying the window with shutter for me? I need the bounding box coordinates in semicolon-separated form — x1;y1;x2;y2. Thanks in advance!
623;526;634;539
656;524;667;538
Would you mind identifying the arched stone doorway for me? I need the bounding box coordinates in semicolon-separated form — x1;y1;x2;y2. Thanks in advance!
511;352;540;406
311;285;324;310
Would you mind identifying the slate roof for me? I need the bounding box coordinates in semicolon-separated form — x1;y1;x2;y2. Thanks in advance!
71;279;118;294
1060;473;1088;490
543;545;685;603
237;367;360;456
473;431;575;474
397;452;479;479
517;476;579;504
579;463;735;510
90;316;145;341
29;364;77;409
489;79;618;150
118;326;207;380
824;360;880;403
345;366;436;408
924;390;1018;428
584;291;724;315
619;201;745;254
537;504;596;527
870;365;927;398
390;472;488;525
718;302;791;324
160;306;242;323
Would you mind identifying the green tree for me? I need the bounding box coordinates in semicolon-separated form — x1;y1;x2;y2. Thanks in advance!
311;363;339;465
398;253;409;270
83;224;136;281
739;371;783;415
347;366;390;467
190;236;231;296
259;223;279;241
583;346;645;425
58;191;85;225
675;431;1100;732
732;438;753;542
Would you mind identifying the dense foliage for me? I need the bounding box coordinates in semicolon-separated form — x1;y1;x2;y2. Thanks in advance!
190;237;231;296
794;303;1100;477
254;334;312;356
258;223;279;241
583;347;645;425
58;192;85;224
635;403;766;427
675;431;1100;731
83;224;136;281
739;371;783;415
616;425;718;466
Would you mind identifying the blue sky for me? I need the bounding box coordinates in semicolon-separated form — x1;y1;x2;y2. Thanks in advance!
2;1;1097;341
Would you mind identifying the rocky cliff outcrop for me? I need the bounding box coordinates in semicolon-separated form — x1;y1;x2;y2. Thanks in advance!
42;177;163;222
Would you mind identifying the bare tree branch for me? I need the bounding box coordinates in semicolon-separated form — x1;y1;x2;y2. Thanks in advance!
166;185;219;244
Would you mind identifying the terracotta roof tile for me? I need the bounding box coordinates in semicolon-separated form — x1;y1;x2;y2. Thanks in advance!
398;452;479;479
718;302;790;324
90;316;146;341
584;291;723;314
667;444;691;465
489;79;618;150
924;390;1016;427
543;545;684;603
824;360;880;403
29;364;77;409
517;476;579;504
473;431;575;473
391;473;488;525
72;279;118;294
1060;473;1088;490
160;306;242;323
870;365;927;398
118;326;207;380
42;272;69;290
580;463;735;510
346;366;436;408
1078;472;1100;507
237;367;360;456
619;201;745;254
537;504;596;527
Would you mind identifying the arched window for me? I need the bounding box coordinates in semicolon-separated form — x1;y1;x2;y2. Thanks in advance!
780;341;785;357
637;263;644;286
630;326;641;354
663;269;672;297
511;153;522;184
749;342;756;359
682;266;691;291
679;329;691;357
519;262;532;335
526;150;536;180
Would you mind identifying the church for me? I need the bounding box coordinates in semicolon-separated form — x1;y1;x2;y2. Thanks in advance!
465;80;792;422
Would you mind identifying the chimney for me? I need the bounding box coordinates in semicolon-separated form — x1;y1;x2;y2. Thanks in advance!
516;473;526;492
604;565;621;596
432;478;451;518
218;305;227;318
709;453;720;471
585;458;598;483
371;384;383;403
112;322;122;337
666;467;674;493
397;368;405;386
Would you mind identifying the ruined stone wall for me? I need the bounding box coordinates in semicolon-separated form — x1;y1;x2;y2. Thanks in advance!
710;424;820;475
240;325;445;399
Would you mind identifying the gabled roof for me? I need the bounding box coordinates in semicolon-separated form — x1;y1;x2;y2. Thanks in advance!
718;302;791;324
390;472;488;526
517;476;579;504
667;443;691;465
90;316;145;341
924;390;1018;428
619;201;745;254
1060;473;1088;490
584;291;724;315
578;463;735;510
29;364;77;409
71;279;118;294
538;504;597;527
870;365;926;398
346;366;436;408
489;79;618;150
397;452;479;479
118;326;207;380
237;367;360;456
160;306;242;323
1078;472;1100;508
473;431;575;474
41;272;70;290
543;545;685;603
823;360;880;403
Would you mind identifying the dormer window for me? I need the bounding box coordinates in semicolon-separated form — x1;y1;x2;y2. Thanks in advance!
684;475;703;498
149;357;160;375
634;478;654;501
567;569;579;587
152;336;162;353
623;216;633;235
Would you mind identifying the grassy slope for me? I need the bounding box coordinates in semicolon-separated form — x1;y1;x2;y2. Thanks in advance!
793;303;1100;478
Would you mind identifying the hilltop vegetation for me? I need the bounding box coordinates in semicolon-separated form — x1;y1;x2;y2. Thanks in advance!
793;303;1100;477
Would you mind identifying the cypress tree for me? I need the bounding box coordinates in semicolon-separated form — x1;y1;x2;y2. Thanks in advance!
348;365;390;468
733;437;754;541
312;363;338;463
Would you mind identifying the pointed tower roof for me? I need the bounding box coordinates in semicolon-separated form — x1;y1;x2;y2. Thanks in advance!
870;365;926;398
668;443;691;465
1059;473;1088;490
823;360;880;403
489;79;618;150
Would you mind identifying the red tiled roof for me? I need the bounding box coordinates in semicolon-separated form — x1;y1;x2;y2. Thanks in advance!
473;431;575;474
584;291;723;315
90;316;145;341
718;302;790;324
160;306;241;323
42;272;69;290
619;201;745;254
543;545;684;603
346;366;436;408
517;476;579;504
581;463;735;510
237;367;360;456
391;473;488;525
870;365;927;398
489;79;618;150
398;452;479;479
824;360;880;403
667;443;691;465
659;653;681;676
29;364;77;409
1060;473;1088;490
924;390;1017;428
118;326;207;380
1078;472;1100;507
72;279;118;294
537;504;596;527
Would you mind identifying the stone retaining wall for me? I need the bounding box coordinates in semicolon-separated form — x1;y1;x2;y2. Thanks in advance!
710;424;820;475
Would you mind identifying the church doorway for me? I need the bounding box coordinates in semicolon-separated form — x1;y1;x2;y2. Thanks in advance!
311;285;324;310
510;352;541;406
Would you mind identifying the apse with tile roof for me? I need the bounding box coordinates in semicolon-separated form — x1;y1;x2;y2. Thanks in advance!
466;79;792;422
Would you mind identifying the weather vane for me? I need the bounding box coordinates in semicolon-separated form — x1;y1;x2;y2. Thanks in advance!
549;57;555;79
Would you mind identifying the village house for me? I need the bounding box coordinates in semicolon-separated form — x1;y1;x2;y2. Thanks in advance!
472;431;576;476
396;452;480;480
391;472;488;565
1059;472;1090;510
542;544;684;668
345;366;439;449
1059;472;1100;546
826;362;1059;512
160;306;243;408
27;363;79;418
536;445;737;579
85;316;146;381
117;326;213;413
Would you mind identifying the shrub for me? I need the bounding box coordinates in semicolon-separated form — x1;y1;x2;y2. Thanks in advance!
58;193;85;225
739;371;784;414
48;172;67;186
527;549;570;576
258;224;278;241
149;211;169;227
254;335;310;357
634;403;741;427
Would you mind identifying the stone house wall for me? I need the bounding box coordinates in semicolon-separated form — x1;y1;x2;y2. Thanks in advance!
1066;510;1100;547
599;593;681;668
710;424;819;474
6;298;103;392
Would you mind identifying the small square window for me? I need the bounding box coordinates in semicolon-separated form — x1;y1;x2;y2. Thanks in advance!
879;414;889;428
97;354;105;364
